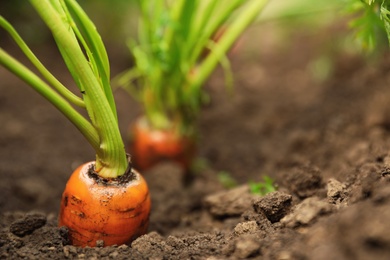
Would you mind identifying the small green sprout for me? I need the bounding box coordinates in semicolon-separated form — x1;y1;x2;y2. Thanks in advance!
217;171;238;189
249;176;277;196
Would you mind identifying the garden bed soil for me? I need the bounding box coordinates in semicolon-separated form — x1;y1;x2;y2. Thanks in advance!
2;24;390;259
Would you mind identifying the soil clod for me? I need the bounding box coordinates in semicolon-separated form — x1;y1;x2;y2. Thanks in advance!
9;212;47;237
253;191;293;223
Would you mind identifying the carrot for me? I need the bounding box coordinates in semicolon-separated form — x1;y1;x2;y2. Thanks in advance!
59;161;151;247
114;1;269;173
129;117;196;171
0;0;151;247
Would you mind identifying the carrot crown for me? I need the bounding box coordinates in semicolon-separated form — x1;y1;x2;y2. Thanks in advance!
115;0;269;135
0;0;128;178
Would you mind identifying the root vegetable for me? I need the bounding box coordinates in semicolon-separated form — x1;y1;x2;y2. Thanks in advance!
59;161;151;247
129;117;196;171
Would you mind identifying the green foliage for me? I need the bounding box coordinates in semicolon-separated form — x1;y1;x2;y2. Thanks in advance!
249;176;277;196
0;0;127;178
343;0;387;52
217;171;238;189
115;0;269;134
260;0;341;24
381;1;390;44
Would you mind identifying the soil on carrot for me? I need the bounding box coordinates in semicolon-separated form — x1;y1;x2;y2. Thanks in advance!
2;23;390;259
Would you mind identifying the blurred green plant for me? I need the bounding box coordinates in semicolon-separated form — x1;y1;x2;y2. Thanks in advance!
217;171;238;189
115;0;269;135
342;0;387;52
380;1;390;42
249;176;277;196
260;0;341;24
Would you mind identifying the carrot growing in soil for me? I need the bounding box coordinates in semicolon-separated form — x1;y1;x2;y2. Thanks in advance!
115;0;270;172
0;0;150;247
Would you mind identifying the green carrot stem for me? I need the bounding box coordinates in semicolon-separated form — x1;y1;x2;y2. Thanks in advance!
193;0;269;89
0;48;99;150
187;0;244;66
29;0;127;178
63;0;118;121
0;16;85;108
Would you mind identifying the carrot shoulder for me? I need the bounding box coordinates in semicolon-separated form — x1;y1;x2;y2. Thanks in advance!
59;161;151;247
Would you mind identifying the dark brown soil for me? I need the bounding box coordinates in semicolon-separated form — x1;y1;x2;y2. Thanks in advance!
2;21;390;259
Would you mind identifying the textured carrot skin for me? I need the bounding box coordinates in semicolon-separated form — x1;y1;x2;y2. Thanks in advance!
129;119;196;171
59;162;151;247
